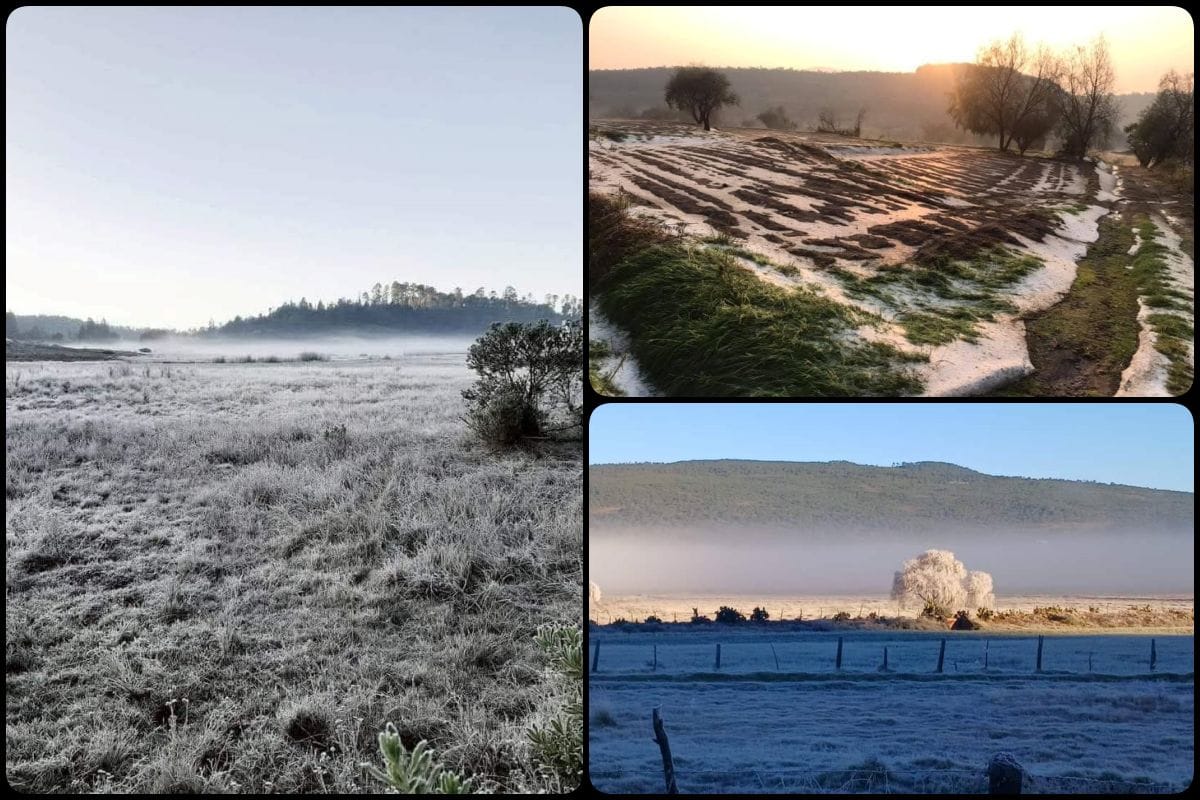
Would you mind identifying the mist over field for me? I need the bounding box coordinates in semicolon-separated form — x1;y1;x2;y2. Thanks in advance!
109;334;479;360
590;527;1195;595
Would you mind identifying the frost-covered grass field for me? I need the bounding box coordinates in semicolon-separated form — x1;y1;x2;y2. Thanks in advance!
594;593;1195;632
5;355;581;792
588;627;1194;794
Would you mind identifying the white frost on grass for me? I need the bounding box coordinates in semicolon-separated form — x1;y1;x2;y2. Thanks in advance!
918;320;1034;397
1116;215;1195;397
1007;204;1108;314
589;629;1195;794
1095;160;1119;202
1116;296;1171;397
589;302;657;397
595;592;1196;623
1128;227;1143;256
916;204;1107;396
826;144;935;159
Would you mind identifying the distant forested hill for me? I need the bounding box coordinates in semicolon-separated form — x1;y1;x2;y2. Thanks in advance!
589;460;1194;534
210;282;577;338
6;313;142;342
589;65;1155;144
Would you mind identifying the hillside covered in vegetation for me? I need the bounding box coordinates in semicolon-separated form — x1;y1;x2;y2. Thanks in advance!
589;460;1194;534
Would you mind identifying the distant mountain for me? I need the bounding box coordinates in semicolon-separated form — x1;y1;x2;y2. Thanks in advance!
589;65;1155;144
589;460;1194;535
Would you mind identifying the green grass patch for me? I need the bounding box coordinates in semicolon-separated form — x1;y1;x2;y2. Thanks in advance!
838;248;1038;345
1133;220;1194;394
900;309;987;345
594;243;925;396
995;214;1188;396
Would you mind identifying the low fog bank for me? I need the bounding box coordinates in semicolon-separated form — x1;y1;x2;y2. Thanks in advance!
590;528;1194;596
98;334;477;360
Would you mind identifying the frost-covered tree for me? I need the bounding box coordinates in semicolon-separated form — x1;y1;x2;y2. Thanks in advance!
588;581;602;608
891;550;994;617
966;570;995;609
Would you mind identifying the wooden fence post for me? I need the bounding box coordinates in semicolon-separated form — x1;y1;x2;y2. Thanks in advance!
652;644;657;672
1036;636;1043;673
714;643;721;671
592;642;600;672
835;636;843;670
652;707;679;794
987;752;1024;794
984;639;989;671
882;646;889;671
770;643;780;671
936;638;946;673
1150;638;1157;671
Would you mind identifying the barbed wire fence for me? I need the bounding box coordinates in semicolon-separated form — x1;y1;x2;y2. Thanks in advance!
589;633;1189;676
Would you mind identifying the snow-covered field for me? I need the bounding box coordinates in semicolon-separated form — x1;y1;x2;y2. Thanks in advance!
589;628;1194;794
588;121;1120;396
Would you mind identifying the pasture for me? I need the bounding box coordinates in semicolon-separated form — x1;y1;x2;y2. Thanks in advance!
5;355;582;792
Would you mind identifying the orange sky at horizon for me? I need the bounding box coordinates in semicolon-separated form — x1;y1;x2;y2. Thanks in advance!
590;6;1194;94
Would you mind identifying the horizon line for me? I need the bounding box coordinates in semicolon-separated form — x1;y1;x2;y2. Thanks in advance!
588;457;1194;494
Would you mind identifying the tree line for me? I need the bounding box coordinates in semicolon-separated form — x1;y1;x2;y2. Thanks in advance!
212;282;578;337
951;33;1193;165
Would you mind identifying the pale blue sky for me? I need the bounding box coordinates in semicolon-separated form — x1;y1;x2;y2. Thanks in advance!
590;403;1195;492
6;7;581;329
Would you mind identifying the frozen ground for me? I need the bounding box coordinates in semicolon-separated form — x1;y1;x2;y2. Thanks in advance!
589;628;1194;793
594;594;1195;627
1116;214;1195;397
589;121;1110;396
5;356;582;793
588;302;656;397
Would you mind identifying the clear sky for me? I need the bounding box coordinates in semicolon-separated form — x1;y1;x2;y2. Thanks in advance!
6;7;581;329
589;403;1195;493
590;6;1194;93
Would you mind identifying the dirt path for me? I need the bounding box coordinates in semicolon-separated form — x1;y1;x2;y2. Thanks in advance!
995;160;1193;396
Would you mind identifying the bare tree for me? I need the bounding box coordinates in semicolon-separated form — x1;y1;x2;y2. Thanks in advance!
664;67;739;131
949;34;1063;154
817;106;838;133
1058;35;1118;159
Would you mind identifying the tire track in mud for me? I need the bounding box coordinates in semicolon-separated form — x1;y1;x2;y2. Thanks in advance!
998;161;1194;397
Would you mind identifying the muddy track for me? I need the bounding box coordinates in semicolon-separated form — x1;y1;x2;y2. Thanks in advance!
999;163;1193;397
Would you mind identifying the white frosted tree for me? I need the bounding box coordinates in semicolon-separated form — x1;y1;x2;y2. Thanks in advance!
891;549;994;617
588;581;602;608
966;570;995;609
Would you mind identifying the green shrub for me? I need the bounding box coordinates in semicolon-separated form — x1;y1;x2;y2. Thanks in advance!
463;384;542;447
462;321;582;446
750;607;770;623
365;724;474;794
525;624;582;788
